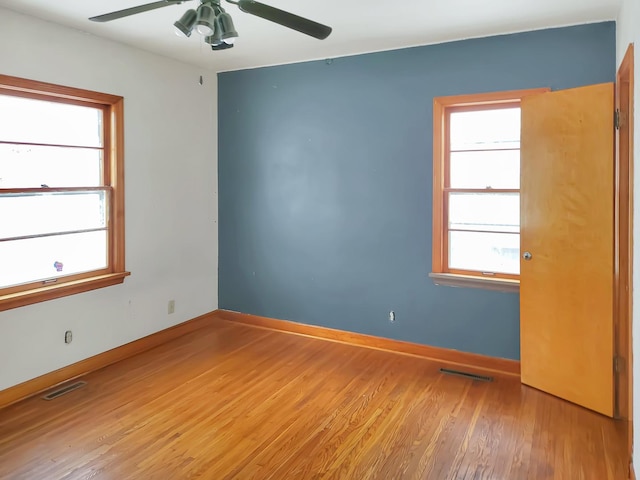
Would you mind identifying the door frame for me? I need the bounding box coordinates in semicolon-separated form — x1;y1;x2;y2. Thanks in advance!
614;43;634;477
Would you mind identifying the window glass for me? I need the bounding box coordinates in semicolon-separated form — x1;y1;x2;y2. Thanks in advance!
0;191;106;239
0;231;108;288
0;94;103;147
449;231;520;274
448;193;519;233
449;150;520;189
449;108;520;151
0;144;102;188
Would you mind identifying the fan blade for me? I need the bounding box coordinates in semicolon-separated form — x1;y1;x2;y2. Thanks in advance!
237;1;332;40
89;0;187;23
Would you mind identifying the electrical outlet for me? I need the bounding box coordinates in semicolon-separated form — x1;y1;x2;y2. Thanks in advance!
168;300;175;314
64;330;73;344
389;311;395;323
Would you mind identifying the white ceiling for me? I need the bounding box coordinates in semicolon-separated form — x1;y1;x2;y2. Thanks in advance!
0;0;621;73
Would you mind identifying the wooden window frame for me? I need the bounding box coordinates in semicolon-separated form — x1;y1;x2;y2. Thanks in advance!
430;88;549;292
0;75;129;311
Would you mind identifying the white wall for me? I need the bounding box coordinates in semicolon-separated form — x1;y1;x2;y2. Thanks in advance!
0;9;218;391
617;0;640;471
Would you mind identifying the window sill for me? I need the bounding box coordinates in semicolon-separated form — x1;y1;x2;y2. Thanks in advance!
0;272;131;312
429;273;519;293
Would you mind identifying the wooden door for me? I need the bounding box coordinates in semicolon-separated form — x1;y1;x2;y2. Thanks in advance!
520;83;615;417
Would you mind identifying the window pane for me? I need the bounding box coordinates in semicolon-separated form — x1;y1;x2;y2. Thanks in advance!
0;230;108;288
0;191;106;239
450;150;520;189
449;193;519;233
0;144;102;188
0;94;103;147
450;107;520;151
449;231;520;274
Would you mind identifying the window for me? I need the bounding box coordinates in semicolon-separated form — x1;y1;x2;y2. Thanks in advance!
430;89;548;291
0;75;129;311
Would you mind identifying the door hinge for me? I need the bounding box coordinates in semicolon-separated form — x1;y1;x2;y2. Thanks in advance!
615;109;621;130
614;356;624;373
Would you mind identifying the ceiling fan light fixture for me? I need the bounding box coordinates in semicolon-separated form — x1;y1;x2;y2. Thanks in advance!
211;42;234;51
218;11;238;44
173;9;197;37
205;36;223;46
196;4;216;36
205;19;224;46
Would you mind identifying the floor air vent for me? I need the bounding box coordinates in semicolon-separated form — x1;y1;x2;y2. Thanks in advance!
42;381;87;400
439;368;493;382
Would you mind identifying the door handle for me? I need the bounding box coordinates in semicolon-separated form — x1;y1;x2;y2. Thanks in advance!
522;251;533;261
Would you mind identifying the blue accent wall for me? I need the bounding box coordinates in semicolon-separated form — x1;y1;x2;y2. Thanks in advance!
218;22;616;360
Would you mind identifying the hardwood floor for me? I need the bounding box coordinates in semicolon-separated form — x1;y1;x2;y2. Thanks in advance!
0;318;628;479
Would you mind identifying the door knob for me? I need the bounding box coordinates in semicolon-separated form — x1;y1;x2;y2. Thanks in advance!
522;251;532;261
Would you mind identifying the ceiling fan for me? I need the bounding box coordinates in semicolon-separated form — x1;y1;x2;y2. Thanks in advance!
89;0;332;51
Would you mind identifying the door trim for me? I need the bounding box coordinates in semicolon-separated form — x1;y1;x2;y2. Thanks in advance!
615;43;634;477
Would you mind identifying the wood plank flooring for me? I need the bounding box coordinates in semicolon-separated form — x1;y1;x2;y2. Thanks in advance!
0;319;628;479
